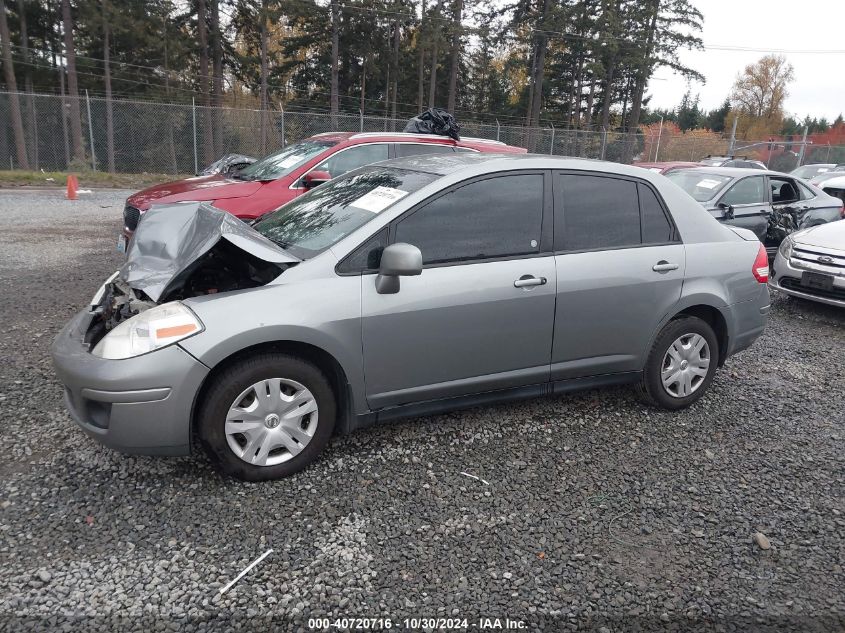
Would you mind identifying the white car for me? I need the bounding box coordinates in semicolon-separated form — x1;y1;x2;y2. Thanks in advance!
770;221;845;307
819;174;845;207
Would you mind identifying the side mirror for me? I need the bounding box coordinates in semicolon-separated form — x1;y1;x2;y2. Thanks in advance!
375;243;422;294
303;170;331;189
718;202;735;220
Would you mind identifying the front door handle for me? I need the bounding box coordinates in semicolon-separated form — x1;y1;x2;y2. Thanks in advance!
514;275;547;288
652;261;679;272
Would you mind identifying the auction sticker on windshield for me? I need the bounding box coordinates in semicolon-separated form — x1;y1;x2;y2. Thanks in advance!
350;186;408;213
697;178;723;189
278;155;304;169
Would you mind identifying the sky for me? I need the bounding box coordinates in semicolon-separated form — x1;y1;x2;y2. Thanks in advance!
647;0;845;122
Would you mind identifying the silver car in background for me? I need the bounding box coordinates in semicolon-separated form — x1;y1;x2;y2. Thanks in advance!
52;154;770;480
770;220;845;307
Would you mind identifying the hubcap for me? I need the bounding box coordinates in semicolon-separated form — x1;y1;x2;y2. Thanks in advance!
225;378;319;467
661;333;710;398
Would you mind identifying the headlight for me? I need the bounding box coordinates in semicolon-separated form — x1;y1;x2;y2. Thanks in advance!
92;302;203;359
778;235;794;258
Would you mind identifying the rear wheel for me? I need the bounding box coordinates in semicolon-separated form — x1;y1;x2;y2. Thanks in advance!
198;353;336;481
637;316;719;410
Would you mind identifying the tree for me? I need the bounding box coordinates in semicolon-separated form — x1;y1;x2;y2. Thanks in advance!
101;0;115;173
61;0;85;163
330;0;339;123
0;0;28;168
731;54;794;122
703;98;730;133
446;0;462;112
676;90;702;131
197;0;214;163
17;0;36;167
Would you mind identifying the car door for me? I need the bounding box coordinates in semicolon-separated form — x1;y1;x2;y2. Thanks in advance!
768;175;807;244
551;173;685;381
360;171;556;410
712;174;770;241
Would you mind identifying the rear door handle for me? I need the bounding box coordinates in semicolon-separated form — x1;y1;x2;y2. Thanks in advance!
652;261;679;272
514;275;547;288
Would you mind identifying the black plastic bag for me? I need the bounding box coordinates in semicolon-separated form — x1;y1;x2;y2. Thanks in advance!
403;108;461;141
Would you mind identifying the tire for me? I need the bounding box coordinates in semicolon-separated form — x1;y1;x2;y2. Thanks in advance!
637;316;719;410
198;353;336;481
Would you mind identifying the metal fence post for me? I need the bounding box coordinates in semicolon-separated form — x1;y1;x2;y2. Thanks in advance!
549;123;555;155
360;109;364;132
600;127;607;160
85;90;96;170
654;115;664;161
728;117;737;156
496;119;500;142
192;98;198;174
280;107;285;149
797;126;809;167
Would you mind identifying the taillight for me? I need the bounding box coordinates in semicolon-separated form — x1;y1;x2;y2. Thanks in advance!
752;243;769;283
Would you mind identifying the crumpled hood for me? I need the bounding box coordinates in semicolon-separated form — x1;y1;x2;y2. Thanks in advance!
120;202;298;302
126;174;263;210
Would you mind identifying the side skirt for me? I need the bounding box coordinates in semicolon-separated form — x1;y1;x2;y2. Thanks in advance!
348;371;641;433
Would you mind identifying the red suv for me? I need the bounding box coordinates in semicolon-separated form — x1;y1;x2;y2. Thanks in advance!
121;132;526;245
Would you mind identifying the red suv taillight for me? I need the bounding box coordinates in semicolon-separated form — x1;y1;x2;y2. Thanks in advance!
752;243;769;283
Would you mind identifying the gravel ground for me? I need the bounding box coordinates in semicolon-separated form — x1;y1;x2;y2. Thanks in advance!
0;189;844;632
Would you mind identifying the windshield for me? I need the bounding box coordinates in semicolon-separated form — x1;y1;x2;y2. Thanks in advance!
792;165;833;179
666;171;733;202
254;166;439;259
236;140;336;181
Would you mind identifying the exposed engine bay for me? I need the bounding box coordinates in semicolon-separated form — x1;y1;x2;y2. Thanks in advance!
85;201;299;346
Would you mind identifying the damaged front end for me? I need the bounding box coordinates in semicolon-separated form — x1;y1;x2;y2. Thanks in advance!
87;203;298;349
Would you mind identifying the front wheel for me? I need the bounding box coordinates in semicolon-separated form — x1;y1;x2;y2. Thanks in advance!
198;353;336;481
637;316;719;410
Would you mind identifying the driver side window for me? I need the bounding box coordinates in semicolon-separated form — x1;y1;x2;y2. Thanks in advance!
720;176;766;206
312;144;389;180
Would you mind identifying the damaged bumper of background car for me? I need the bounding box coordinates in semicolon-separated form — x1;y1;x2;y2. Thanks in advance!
51;203;297;454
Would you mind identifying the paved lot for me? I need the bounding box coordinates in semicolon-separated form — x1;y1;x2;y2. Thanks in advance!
0;189;844;631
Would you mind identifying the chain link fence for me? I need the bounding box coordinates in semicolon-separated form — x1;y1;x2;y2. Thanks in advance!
1;91;844;176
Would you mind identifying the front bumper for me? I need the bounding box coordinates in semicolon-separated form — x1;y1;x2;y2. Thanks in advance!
769;247;845;308
51;309;210;455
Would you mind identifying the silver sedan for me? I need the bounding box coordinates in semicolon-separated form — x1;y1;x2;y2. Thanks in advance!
52;153;771;480
769;220;845;308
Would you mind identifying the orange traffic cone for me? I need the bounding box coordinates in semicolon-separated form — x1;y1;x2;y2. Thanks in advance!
66;174;78;200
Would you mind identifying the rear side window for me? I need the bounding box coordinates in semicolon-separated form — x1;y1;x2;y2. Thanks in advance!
638;183;673;244
394;173;543;265
395;143;454;157
557;174;640;250
797;181;816;200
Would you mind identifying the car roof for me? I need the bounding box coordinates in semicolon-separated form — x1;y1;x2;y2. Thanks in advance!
374;152;667;178
307;131;524;152
672;166;789;177
635;161;698;168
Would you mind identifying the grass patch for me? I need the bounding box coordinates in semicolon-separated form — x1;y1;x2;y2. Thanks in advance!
0;170;189;190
